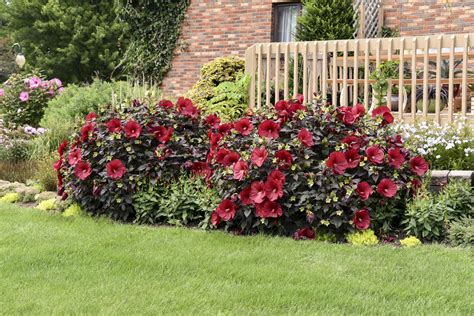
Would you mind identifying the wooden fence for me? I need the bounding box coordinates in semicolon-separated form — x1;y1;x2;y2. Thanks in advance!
244;33;474;125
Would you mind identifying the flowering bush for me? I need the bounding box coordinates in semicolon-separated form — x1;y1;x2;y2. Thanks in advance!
397;120;474;170
58;98;210;220
399;236;421;247
0;72;62;127
209;97;428;240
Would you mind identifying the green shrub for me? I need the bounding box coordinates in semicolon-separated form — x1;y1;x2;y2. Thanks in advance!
33;154;58;192
399;236;422;247
346;229;379;246
205;74;250;121
39;80;134;153
403;180;473;241
447;217;474;246
187;56;245;118
134;175;219;229
36;198;57;211
296;0;355;41
0;160;37;183
63;204;83;217
0;192;19;203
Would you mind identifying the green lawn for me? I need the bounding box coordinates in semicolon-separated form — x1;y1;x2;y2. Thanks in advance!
0;204;472;315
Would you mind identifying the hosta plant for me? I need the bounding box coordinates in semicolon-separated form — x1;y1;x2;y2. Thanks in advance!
209;96;428;240
57;98;210;220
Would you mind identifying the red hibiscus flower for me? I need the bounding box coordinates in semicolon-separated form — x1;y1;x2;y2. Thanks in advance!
215;148;230;164
389;134;404;146
217;123;234;134
215;199;237;221
338;107;356;125
249;181;266;204
275;100;291;117
85;112;97;121
239;186;252;206
53;159;62;171
372;106;394;125
255;201;282;218
234;118;253;136
158;99;174;109
289;101;306;113
233;160;248;181
293;228;316;240
124;120;142;139
177;97;199;118
268;169;285;185
222;151;240;167
344;149;361;169
352;103;366;118
366;145;384;164
264;179;283;201
192;162;212;178
58;140;68;157
68;148;81;166
410;178;422;195
356;182;373;201
298;128;314;147
153;126;173;144
409;156;429;176
251;147;268;167
106;118;122;133
74;160;92;180
106;159;126;180
205;114;221;128
353;209;371;230
377;178;398;198
275;150;293;170
388;148;405;169
211;212;221;226
342;135;363;151
80;122;95;142
208;132;222;148
258;120;280;139
296;94;304;104
326;152;348;175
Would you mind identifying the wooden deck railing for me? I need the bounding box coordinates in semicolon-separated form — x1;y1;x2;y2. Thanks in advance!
244;33;474;125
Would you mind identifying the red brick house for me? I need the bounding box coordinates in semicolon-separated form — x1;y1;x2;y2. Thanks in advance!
161;0;474;97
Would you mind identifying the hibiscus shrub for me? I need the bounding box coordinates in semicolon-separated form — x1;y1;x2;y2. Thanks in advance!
209;96;428;240
57;98;211;220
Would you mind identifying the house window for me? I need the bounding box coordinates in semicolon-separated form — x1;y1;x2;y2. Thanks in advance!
273;3;302;42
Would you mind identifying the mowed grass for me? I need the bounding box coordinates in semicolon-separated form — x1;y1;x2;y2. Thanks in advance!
0;204;472;315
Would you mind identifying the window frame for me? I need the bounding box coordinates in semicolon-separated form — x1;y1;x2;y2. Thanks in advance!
272;1;302;43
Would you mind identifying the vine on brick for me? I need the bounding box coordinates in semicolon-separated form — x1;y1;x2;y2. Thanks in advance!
119;0;190;83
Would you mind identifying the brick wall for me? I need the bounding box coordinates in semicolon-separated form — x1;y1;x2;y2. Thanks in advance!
161;0;273;98
383;0;474;36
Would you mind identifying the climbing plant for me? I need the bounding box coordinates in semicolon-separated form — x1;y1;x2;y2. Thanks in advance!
119;0;189;83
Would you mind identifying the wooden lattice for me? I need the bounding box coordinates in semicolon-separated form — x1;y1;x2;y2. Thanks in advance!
353;0;382;39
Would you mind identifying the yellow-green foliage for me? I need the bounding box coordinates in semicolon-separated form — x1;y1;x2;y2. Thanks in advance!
36;199;57;211
187;56;245;115
63;204;83;217
0;192;19;203
400;236;422;248
347;229;379;246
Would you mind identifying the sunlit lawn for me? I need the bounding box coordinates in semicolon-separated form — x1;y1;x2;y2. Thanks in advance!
0;203;472;314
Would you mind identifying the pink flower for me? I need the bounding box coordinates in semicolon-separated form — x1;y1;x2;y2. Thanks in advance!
372;106;394;125
205;114;221;128
297;128;314;147
268;169;285;185
239;186;252;206
106;118;122;133
233;160;248;181
342;135;363;151
124;120;142;139
366;146;384;164
249;181;266;204
67;148;81;166
0;88;4;97
211;212;221;226
106;159;126;180
264;179;283;201
344;149;361;169
28;77;42;89
19;91;29;102
215;199;237;221
251;147;268;167
74;160;92;180
275;150;292;170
